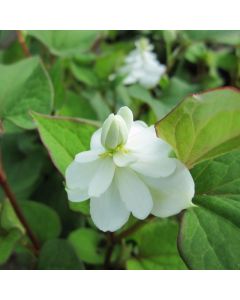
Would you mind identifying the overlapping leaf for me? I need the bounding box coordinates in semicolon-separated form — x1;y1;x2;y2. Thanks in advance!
28;30;101;57
0;57;53;131
156;88;240;168
32;113;98;174
178;150;240;269
127;219;186;270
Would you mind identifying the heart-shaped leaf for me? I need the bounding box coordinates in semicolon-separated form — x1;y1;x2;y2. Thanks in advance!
0;229;22;265
28;31;101;57
0;57;53;132
32;113;98;175
178;150;240;269
38;239;84;270
21;201;61;243
68;228;105;265
156;88;240;168
127;219;186;270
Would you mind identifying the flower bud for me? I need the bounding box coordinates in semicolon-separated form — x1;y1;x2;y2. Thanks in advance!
135;38;153;52
101;114;128;150
117;106;133;130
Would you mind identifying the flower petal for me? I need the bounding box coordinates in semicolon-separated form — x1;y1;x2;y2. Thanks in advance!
65;159;100;190
131;156;176;178
127;125;171;155
113;151;137;167
75;149;102;163
127;124;156;151
117;106;133;130
90;128;104;150
141;160;195;218
116;167;153;219
66;187;89;202
127;124;176;177
88;157;115;197
90;180;130;232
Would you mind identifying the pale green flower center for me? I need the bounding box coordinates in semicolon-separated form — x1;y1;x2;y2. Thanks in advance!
99;144;130;158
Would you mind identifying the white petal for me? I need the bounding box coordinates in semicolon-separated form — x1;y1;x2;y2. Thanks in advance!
126;124;176;177
75;149;101;163
131;156;176;178
90;180;130;232
65;159;100;190
88;157;115;197
123;74;137;85
66;187;89;202
116;167;153;219
128;125;169;153
127;123;156;151
113;151;137;167
141;160;195;218
139;74;160;89
90;128;104;150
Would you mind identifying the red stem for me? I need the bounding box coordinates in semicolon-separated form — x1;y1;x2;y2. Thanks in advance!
16;30;31;57
0;161;40;255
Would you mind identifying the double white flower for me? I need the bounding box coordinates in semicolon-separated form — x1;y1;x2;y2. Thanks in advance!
66;107;194;232
119;38;166;89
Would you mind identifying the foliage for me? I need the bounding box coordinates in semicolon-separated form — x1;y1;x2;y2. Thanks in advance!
1;30;240;270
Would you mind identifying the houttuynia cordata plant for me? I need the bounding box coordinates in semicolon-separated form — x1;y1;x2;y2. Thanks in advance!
1;30;240;270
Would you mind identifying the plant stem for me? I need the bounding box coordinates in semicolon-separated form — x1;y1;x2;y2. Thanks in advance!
114;215;155;243
104;232;115;269
0;157;40;255
16;30;31;57
103;216;156;269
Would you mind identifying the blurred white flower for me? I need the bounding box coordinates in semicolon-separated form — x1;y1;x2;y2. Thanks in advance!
119;38;166;89
65;107;194;232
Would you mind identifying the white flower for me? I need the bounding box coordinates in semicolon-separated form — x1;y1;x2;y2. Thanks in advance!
65;106;195;232
119;38;166;89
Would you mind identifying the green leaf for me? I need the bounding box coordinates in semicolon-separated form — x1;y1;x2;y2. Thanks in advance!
185;42;207;63
83;91;111;122
28;30;100;57
0;57;53;132
68;228;105;265
156;88;240;168
58;91;97;119
0;200;24;233
128;85;166;118
69;200;90;216
0;132;47;201
32;113;98;175
49;59;66;109
159;77;200;111
127;219;186;270
70;63;99;87
38;239;84;270
10;245;36;270
0;229;22;265
21;201;61;243
128;79;198;120
184;30;240;46
178;150;240;269
94;50;125;79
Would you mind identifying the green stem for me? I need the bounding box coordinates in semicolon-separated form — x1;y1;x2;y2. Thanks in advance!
103;216;155;269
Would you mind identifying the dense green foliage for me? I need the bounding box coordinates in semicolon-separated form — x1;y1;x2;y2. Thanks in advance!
1;30;240;270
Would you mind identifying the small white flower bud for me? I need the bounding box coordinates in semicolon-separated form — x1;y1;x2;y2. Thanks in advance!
101;114;128;150
135;38;153;52
117;106;133;130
